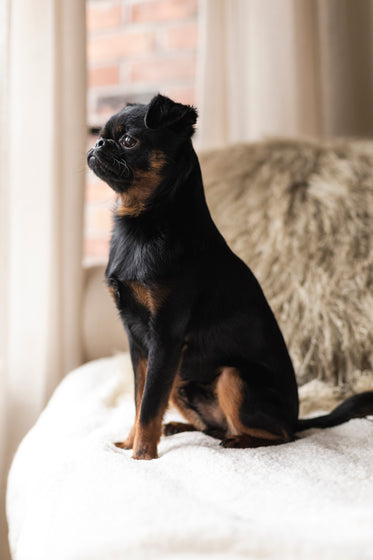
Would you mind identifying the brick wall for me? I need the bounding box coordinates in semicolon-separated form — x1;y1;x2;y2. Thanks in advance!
85;0;199;261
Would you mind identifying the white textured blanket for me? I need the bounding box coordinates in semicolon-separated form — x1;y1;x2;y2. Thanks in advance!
7;355;373;560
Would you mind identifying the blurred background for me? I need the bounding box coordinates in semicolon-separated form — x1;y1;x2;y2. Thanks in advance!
1;1;373;558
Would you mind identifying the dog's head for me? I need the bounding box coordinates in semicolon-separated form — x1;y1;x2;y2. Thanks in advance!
87;94;198;217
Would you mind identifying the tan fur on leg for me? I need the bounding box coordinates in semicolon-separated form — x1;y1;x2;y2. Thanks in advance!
216;367;290;447
115;358;147;450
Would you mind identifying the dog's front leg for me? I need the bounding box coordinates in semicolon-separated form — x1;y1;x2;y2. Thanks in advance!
132;340;182;460
115;338;148;450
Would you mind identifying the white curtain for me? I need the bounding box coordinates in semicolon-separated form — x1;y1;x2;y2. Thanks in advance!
197;0;373;149
0;1;86;558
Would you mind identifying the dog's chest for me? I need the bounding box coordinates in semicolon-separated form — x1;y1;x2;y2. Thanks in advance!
107;223;175;283
125;280;167;315
106;272;167;313
107;276;168;351
106;237;169;317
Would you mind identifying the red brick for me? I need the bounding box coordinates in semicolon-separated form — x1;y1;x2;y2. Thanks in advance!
165;23;198;50
132;0;197;23
88;65;120;87
87;3;122;32
164;86;196;106
130;55;196;83
84;238;110;260
88;30;156;61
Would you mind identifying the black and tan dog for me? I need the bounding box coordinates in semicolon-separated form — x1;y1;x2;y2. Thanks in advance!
87;94;373;460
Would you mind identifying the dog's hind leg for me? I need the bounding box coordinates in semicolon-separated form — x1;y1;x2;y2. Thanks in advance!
216;367;291;448
168;376;209;433
167;375;228;438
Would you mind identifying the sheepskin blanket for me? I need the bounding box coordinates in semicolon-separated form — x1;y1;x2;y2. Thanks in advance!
7;354;373;560
200;139;373;388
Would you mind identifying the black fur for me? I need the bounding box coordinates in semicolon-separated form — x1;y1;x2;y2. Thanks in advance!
87;94;373;460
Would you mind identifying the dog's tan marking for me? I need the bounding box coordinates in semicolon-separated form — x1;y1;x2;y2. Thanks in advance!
115;357;147;450
108;285;116;303
216;367;290;443
132;416;163;460
129;281;168;315
117;151;166;217
216;367;244;436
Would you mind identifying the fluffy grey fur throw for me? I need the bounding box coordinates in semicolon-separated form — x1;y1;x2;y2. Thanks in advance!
200;139;373;400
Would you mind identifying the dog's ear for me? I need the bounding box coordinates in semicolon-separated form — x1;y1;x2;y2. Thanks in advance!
144;94;197;136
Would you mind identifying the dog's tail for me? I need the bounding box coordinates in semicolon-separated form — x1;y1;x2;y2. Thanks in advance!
296;391;373;432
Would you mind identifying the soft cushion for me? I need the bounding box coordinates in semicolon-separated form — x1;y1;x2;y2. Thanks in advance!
7;355;373;560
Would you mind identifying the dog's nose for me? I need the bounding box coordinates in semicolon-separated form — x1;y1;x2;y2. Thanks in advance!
95;138;105;149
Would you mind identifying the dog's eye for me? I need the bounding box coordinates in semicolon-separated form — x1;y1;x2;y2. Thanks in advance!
121;135;138;149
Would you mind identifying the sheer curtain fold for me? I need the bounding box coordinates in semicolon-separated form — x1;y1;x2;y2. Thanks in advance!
0;1;86;558
197;0;373;149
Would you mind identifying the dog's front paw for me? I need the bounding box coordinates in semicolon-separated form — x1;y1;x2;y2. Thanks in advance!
132;422;160;459
132;445;158;461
